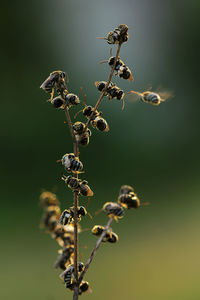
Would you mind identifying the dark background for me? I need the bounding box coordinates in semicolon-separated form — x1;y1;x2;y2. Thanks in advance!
1;0;200;299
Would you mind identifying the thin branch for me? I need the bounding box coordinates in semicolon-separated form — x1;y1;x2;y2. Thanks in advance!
73;286;79;300
84;43;122;132
73;189;79;300
78;217;114;284
64;43;122;299
64;106;79;300
64;107;76;145
77;43;122;287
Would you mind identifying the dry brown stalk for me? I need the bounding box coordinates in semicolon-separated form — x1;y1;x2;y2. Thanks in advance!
40;23;169;300
64;43;122;300
64;107;80;299
78;217;114;285
84;43;121;132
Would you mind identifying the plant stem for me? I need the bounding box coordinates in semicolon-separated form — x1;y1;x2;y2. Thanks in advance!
65;43;121;299
73;286;79;300
64;107;79;300
73;189;79;300
78;217;114;284
64;107;76;145
84;43;121;132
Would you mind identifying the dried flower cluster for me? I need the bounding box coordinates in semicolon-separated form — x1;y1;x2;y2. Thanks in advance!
40;24;170;299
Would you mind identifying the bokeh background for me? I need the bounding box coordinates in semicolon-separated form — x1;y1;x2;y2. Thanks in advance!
1;0;200;299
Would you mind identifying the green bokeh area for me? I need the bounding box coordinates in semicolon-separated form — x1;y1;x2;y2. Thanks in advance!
1;1;200;299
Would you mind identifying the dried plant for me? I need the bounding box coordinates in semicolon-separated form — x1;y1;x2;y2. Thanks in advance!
39;24;170;299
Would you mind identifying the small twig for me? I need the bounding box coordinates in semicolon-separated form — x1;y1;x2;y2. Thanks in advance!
64;107;76;145
73;286;79;300
84;43;122;132
73;189;79;300
64;43;121;299
64;106;79;300
78;217;114;284
76;43;122;288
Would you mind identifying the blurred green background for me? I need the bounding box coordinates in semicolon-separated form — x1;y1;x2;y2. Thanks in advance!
1;0;200;299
